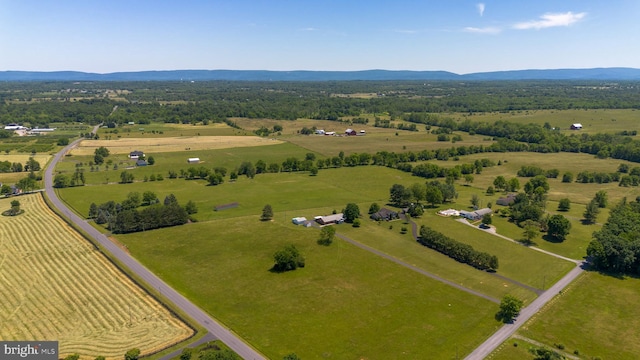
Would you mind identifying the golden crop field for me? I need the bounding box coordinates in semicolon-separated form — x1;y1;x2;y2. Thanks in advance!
71;135;283;155
0;194;192;359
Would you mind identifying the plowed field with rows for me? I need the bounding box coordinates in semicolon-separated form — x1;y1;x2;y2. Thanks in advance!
0;194;193;359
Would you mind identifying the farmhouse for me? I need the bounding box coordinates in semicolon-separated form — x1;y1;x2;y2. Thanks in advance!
187;157;200;164
570;123;583;130
496;193;517;206
314;213;344;225
292;217;307;225
345;129;357;136
129;150;144;159
460;208;492;221
135;159;148;166
370;208;399;221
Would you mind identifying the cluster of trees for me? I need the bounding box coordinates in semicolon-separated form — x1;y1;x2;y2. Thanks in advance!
2;200;22;216
389;181;457;208
587;197;640;275
0;157;41;174
53;169;86;188
418;226;499;271
517;165;559;178
89;193;191;234
93;146;110;165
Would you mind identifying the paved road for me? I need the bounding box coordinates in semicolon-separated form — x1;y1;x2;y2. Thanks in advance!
44;136;265;360
464;261;585;359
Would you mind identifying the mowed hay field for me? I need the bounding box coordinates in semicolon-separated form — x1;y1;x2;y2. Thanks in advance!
0;194;192;359
70;136;283;156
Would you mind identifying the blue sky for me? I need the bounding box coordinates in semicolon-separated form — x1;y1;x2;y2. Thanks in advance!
0;0;638;73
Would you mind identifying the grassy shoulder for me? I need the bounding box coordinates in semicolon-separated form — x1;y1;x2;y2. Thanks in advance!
517;271;640;360
117;216;502;359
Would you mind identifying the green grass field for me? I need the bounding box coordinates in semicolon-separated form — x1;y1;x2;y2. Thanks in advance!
514;271;640;360
338;217;539;303
451;109;640;135
118;216;501;359
413;213;576;291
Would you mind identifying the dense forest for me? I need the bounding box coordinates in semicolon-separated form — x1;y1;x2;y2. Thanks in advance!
1;81;640;128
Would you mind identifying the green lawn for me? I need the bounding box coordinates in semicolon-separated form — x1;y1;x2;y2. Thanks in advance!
338;217;539;303
517;271;640;360
413;213;576;291
118;217;501;359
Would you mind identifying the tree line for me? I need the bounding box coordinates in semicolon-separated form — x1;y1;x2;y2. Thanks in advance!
418;226;499;271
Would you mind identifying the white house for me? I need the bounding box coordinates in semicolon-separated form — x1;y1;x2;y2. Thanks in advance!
4;124;26;131
129;150;144;159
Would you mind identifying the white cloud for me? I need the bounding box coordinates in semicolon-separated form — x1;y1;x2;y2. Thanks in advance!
394;29;419;34
513;11;586;30
477;3;485;17
463;26;501;34
300;27;319;32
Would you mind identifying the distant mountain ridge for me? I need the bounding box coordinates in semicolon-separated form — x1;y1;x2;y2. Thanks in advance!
1;68;640;81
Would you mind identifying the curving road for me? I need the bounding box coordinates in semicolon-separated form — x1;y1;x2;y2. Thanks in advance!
44;134;265;360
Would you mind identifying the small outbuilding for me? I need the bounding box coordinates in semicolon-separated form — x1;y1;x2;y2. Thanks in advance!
315;129;326;135
292;217;307;225
135;159;148;167
345;129;357;136
438;209;460;217
187;158;200;164
570;123;583;130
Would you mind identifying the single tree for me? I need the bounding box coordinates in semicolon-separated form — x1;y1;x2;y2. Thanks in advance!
283;353;301;360
470;194;480;208
408;203;424;217
142;191;157;205
273;245;305;271
185;200;198;215
88;203;99;219
522;220;539;244
410;183;426;203
147;156;155;165
318;226;336;246
425;185;443;207
497;294;523;323
557;198;571;211
368;202;380;214
124;348;141;360
481;213;492;226
547;214;571;241
583;199;600;224
594;190;608;208
261;204;274;221
562;172;573;183
64;354;80;360
486;186;495;195
493;176;507;191
507;177;520;192
464;174;474;185
352;218;361;228
343;203;360;223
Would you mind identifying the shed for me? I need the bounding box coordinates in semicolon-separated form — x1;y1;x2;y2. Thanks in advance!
315;129;326;135
135;159;148;166
570;123;583;130
345;128;357;136
438;209;460;217
187;158;200;164
292;217;307;225
496;193;517;206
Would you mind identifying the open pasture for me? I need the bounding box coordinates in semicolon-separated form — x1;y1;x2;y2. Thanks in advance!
70;135;283;156
118;215;501;359
99;122;241;138
451;109;640;134
0;194;193;359
338;217;539;303
57;166;417;221
414;213;576;290
515;271;640;360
